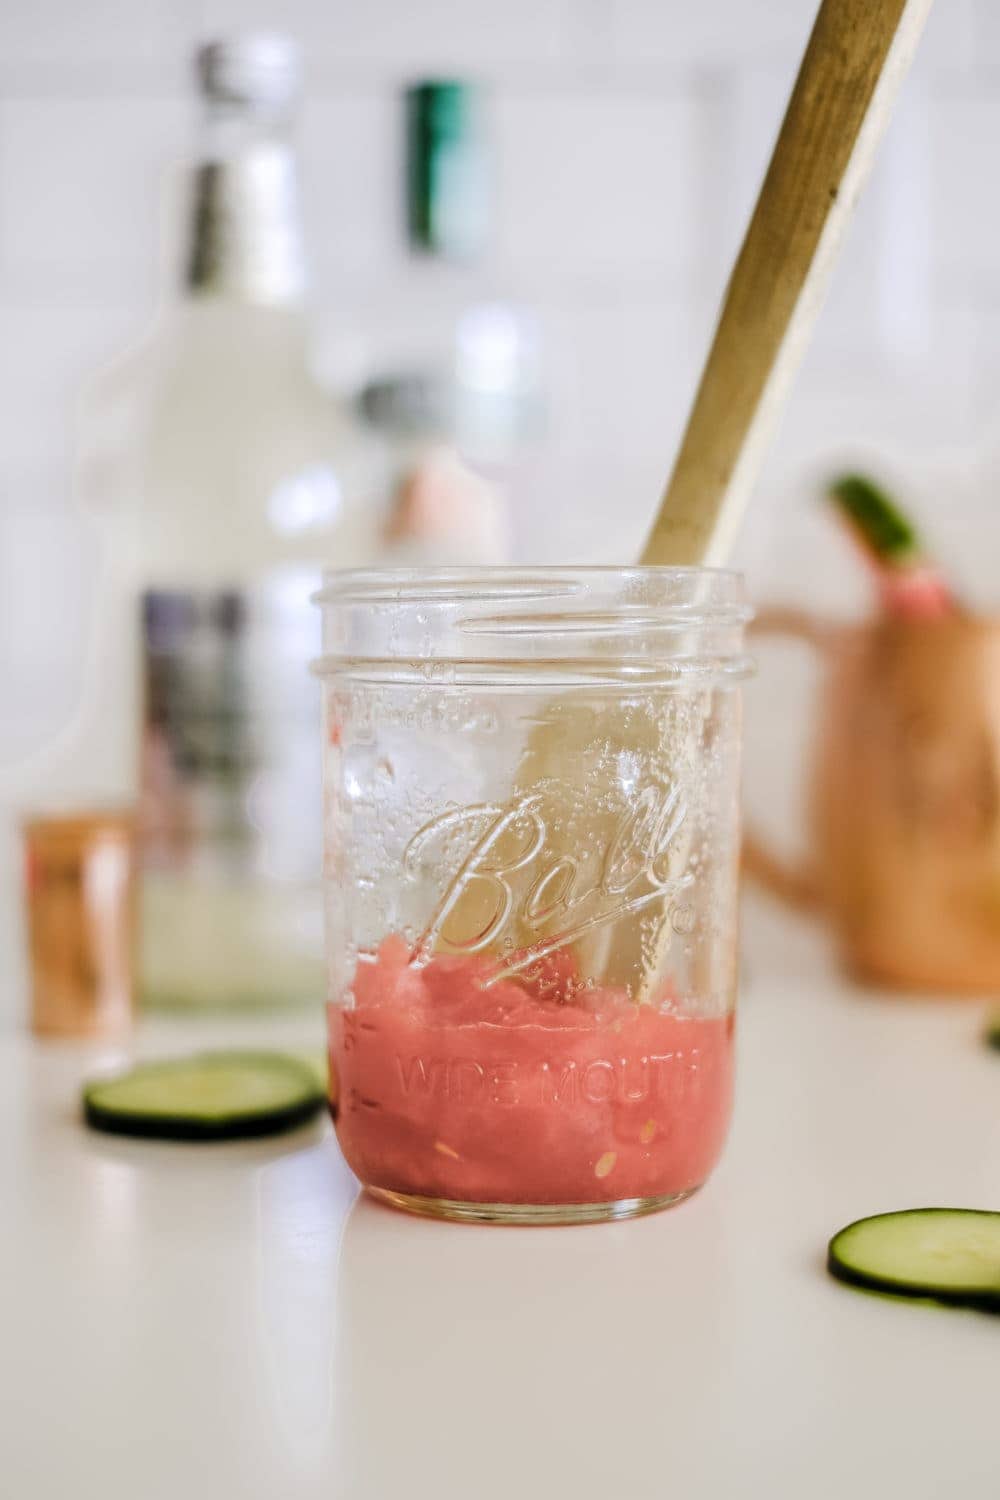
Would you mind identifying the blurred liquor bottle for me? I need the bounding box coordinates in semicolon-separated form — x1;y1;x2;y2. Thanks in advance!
73;35;384;1011
364;81;542;566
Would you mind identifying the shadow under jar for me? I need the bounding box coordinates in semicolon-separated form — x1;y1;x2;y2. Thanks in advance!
315;568;753;1224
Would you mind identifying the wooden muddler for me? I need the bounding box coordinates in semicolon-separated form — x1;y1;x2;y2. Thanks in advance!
625;0;936;997
642;0;934;568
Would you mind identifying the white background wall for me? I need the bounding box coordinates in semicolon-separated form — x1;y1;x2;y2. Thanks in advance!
1;0;999;1009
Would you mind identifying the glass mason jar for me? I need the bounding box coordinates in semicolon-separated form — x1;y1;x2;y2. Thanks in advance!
316;568;753;1224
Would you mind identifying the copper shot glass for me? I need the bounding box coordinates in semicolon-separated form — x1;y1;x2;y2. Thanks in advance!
23;811;135;1037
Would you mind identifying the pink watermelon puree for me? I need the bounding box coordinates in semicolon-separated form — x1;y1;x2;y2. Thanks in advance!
329;936;734;1206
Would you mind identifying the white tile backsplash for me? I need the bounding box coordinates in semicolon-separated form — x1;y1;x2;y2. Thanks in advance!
0;303;137;466
0;0;197;77
200;0;574;72
0;0;994;640
0;2;994;588
539;291;704;464
3;2;1000;1025
301;90;404;277
608;0;815;68
496;89;698;277
0;96;187;300
0;471;100;762
974;2;1000;65
930;83;1000;289
0;1;993;527
511;450;664;562
920;0;979;72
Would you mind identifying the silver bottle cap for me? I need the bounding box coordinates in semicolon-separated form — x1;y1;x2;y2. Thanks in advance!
196;34;301;112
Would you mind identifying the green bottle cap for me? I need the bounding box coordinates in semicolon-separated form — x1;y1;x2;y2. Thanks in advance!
406;80;490;261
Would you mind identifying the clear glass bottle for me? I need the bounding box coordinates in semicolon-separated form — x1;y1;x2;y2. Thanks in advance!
73;35;384;1010
316;567;753;1223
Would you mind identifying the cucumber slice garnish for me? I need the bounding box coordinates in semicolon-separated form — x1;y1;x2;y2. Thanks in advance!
826;474;920;567
828;1209;1000;1308
83;1051;326;1141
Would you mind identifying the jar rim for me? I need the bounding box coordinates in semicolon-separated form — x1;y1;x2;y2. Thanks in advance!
314;567;753;683
315;564;749;609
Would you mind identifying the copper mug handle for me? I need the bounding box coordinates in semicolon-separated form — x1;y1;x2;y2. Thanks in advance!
743;607;838;913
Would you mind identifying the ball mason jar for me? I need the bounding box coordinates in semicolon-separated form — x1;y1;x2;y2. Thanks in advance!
316;568;753;1224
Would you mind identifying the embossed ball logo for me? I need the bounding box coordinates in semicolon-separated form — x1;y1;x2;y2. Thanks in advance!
401;780;693;981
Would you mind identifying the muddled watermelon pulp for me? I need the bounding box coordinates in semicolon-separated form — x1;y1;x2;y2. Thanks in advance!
329;936;734;1208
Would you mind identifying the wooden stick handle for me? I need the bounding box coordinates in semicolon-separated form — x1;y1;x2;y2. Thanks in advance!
641;0;933;568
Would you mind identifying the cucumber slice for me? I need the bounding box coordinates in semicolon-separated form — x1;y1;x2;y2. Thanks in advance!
826;474;919;567
828;1209;1000;1308
291;1048;329;1093
83;1051;326;1141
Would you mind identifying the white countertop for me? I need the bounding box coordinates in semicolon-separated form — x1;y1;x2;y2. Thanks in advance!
4;898;1000;1500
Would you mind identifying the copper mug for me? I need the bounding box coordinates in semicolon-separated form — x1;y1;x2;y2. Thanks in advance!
745;608;1000;992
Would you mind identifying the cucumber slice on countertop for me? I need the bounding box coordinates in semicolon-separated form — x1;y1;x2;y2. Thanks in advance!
292;1048;329;1092
83;1051;326;1141
828;1209;1000;1309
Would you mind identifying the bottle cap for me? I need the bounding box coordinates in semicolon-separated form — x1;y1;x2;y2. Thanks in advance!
197;34;301;111
406;79;490;259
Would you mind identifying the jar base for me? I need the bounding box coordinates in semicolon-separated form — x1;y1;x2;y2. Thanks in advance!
366;1185;699;1226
